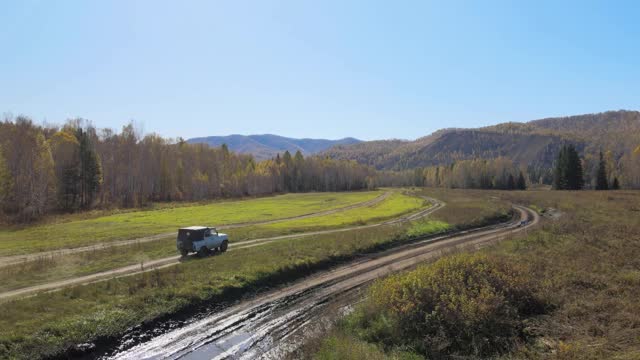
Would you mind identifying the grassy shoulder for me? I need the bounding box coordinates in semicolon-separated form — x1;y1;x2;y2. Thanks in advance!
0;191;423;293
307;189;640;360
0;191;382;256
0;190;509;359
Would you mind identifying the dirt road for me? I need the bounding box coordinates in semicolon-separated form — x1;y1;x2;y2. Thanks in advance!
0;196;443;301
103;205;538;360
0;191;392;268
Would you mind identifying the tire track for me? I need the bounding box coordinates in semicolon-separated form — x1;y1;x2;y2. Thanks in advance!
0;195;441;301
105;205;539;360
0;191;392;268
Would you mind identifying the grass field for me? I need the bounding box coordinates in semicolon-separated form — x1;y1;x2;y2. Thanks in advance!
424;188;512;228
306;190;640;360
0;191;425;293
0;189;510;359
0;191;382;256
225;191;426;240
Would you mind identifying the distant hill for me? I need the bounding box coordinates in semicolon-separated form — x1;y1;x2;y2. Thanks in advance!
187;134;361;161
325;110;640;171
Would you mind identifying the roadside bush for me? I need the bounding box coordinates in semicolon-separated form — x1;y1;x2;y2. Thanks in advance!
313;334;422;360
405;220;450;238
343;253;545;358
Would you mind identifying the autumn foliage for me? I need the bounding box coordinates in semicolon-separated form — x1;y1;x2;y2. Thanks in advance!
0;117;377;222
345;253;544;357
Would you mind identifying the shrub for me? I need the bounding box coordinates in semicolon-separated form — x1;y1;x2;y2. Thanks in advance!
345;253;545;358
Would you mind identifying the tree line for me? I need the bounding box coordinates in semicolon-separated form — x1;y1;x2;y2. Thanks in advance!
417;157;527;190
1;116;634;221
0;117;377;222
553;144;620;190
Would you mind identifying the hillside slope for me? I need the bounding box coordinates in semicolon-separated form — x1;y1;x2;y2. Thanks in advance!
188;134;361;160
325;110;639;170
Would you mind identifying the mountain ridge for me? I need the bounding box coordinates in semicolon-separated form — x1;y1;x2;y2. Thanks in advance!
187;134;361;161
324;110;640;173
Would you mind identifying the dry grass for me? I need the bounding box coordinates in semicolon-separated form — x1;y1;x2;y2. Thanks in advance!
306;189;640;360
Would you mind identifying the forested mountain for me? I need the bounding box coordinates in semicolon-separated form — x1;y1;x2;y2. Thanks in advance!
187;134;361;161
326;110;640;187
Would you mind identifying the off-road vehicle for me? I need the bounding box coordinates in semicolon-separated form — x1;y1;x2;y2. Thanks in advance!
177;226;229;257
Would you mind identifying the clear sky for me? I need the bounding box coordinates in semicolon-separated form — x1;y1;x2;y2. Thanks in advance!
1;1;639;140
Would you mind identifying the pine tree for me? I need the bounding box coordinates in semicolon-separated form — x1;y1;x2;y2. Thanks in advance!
554;144;584;190
595;151;609;190
517;171;527;190
414;167;425;187
553;145;569;190
507;174;515;190
282;151;293;191
76;128;102;208
567;144;584;190
612;177;620;190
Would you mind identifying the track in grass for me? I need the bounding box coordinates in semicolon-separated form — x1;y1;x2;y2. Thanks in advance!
0;191;385;257
0;196;443;301
0;191;392;267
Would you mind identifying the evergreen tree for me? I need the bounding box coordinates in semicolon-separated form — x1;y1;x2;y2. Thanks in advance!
220;143;230;158
507;174;515;190
612;177;620;190
293;151;305;191
516;171;527;190
413;167;425;187
567;144;584;190
595;151;609;190
553;146;568;190
554;144;584;190
282;151;293;191
76;128;102;208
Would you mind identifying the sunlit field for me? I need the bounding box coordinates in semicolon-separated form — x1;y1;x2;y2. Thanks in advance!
0;190;422;293
0;191;382;255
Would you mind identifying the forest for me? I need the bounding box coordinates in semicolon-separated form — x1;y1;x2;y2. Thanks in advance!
419;157;527;190
0;117;377;222
326;110;640;189
2;112;636;223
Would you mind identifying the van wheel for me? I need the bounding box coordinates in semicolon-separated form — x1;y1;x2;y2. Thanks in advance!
180;249;188;257
220;240;228;252
198;247;209;257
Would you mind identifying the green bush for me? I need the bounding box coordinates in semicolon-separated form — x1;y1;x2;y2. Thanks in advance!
343;253;545;358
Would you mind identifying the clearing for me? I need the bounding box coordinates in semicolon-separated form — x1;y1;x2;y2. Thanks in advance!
0;190;383;256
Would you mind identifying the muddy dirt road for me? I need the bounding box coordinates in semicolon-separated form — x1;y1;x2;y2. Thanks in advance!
0;196;443;301
102;205;538;360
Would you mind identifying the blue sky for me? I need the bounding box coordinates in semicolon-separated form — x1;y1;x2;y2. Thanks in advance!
1;1;639;140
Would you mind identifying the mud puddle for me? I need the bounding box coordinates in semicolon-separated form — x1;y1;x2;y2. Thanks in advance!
104;284;365;360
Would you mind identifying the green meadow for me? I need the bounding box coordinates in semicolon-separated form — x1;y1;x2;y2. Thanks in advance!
0;191;382;256
0;191;427;293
